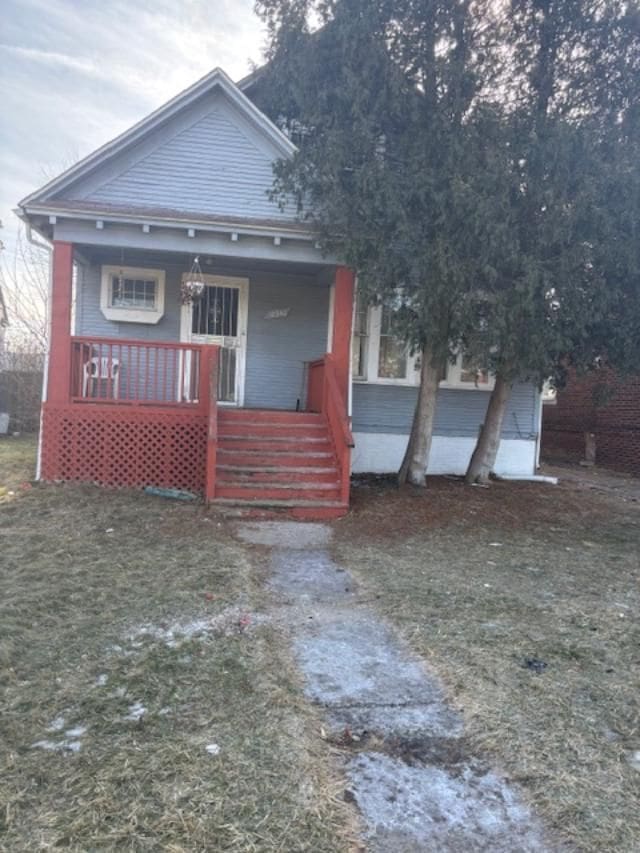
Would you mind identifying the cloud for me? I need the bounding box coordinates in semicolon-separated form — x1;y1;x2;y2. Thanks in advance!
0;0;264;256
0;44;106;77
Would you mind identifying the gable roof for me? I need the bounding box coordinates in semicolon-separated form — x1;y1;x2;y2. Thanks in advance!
19;67;295;209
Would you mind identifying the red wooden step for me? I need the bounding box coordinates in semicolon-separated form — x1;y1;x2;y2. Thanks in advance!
217;450;336;468
216;465;339;484
216;483;342;502
219;409;324;425
213;497;348;519
219;437;332;453
218;421;328;438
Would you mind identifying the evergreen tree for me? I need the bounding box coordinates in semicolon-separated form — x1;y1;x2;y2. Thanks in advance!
464;0;640;483
255;0;505;486
255;0;639;487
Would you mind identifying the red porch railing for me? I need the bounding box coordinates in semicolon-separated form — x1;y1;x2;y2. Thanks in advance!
42;336;220;500
307;353;354;505
70;336;207;408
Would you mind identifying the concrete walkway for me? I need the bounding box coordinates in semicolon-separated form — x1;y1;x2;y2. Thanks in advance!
236;521;558;852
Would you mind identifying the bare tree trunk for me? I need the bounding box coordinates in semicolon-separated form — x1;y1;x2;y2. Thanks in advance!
465;373;512;485
398;346;440;487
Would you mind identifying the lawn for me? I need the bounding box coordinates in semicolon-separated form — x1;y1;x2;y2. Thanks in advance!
0;436;352;852
334;472;640;853
2;436;639;852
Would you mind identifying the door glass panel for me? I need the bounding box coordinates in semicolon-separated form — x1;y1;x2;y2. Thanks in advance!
218;347;237;403
192;286;239;337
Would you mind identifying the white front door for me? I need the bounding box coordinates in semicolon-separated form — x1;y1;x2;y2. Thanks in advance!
180;274;249;406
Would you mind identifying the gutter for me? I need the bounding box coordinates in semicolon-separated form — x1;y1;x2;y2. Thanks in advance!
24;224;52;481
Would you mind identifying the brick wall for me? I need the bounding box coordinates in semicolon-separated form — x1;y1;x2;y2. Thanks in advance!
542;369;640;475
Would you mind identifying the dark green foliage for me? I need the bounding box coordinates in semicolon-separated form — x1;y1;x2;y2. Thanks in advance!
254;0;502;369
254;0;640;471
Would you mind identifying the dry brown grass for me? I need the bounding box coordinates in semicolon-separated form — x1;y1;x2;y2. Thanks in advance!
0;436;352;852
0;434;37;492
334;474;640;853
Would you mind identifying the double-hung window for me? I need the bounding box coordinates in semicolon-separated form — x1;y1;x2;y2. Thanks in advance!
352;296;420;385
377;306;408;379
351;292;369;380
352;294;493;389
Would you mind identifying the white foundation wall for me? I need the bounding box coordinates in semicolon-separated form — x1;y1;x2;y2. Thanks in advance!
351;433;537;477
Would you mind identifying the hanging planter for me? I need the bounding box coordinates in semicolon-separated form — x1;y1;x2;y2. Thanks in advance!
181;256;207;304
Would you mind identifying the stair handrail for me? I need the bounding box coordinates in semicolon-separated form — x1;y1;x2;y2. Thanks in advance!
321;353;354;506
200;345;220;502
323;354;354;449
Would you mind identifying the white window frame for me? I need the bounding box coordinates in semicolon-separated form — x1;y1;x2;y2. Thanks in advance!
352;304;494;390
439;352;495;391
353;304;421;386
100;265;166;324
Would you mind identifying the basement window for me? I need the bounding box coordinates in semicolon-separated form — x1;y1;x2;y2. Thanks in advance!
100;265;166;323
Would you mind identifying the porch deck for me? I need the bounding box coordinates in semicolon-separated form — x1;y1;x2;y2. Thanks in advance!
41;334;353;518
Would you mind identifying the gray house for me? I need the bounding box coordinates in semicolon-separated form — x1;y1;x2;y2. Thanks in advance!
17;67;541;516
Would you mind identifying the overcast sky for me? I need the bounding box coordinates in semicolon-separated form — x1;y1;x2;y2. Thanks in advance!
0;0;265;256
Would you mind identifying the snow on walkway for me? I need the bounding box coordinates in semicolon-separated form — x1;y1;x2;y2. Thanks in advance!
236;520;561;853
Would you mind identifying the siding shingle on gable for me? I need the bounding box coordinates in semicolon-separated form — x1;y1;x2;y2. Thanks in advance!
58;94;297;223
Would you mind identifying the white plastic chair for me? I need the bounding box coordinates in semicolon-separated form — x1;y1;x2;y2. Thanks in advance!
82;356;120;399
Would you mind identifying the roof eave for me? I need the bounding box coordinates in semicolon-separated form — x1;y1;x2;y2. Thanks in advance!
21;202;317;243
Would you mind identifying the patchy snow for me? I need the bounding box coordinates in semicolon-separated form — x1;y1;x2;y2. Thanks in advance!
46;715;66;732
35;718;88;753
124;702;146;721
129;619;213;648
65;726;87;738
206;743;221;756
95;674;108;687
32;737;84;754
627;750;640;772
126;607;268;649
32;739;61;751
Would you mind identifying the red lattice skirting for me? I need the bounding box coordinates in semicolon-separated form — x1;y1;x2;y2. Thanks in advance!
41;404;208;494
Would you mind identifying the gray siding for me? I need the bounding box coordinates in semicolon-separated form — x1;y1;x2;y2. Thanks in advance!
245;275;329;410
75;257;329;411
352;382;539;440
76;257;537;431
61;92;297;222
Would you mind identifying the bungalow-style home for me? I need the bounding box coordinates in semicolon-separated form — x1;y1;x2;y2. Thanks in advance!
17;67;542;517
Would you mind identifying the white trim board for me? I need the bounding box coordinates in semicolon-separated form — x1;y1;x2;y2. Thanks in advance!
351;433;537;477
179;273;249;407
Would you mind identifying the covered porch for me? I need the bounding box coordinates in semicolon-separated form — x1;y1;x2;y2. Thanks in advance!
41;240;355;515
